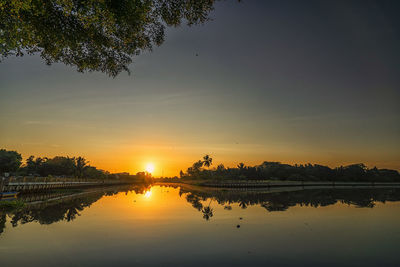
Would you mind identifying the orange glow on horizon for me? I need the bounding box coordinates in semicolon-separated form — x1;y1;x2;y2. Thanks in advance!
3;143;400;177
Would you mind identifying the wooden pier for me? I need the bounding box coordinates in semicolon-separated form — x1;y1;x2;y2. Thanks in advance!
0;177;126;193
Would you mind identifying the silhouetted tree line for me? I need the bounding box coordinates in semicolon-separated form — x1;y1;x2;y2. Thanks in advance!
0;148;153;181
20;155;112;179
178;156;400;182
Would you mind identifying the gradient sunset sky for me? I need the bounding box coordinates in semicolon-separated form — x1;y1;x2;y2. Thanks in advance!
1;0;399;176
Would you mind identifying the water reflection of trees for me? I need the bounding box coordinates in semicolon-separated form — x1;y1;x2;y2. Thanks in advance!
185;193;214;220
0;184;151;235
181;187;400;220
0;213;6;234
10;193;103;226
201;206;214;221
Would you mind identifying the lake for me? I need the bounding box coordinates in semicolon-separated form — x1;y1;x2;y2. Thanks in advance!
1;185;400;266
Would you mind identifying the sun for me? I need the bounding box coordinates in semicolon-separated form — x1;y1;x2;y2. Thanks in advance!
144;190;152;198
145;163;155;174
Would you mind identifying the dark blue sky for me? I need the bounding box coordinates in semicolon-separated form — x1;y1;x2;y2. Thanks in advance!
0;0;399;175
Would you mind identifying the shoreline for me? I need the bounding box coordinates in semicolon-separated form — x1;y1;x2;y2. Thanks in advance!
157;180;400;189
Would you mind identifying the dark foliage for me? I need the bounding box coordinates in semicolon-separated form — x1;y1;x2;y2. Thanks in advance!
0;149;22;174
0;0;218;76
179;157;400;182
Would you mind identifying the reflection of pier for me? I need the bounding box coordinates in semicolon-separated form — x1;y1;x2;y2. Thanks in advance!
0;184;149;235
0;183;152;235
0;186;131;232
19;188;107;206
19;186;123;209
0;177;126;193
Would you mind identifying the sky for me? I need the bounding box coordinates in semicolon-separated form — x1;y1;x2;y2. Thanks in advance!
0;0;399;176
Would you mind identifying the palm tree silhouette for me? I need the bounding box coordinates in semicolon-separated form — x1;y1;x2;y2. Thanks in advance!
201;199;214;221
202;155;213;169
201;205;214;221
75;157;88;178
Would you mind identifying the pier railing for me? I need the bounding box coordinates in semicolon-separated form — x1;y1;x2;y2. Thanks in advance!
0;177;125;193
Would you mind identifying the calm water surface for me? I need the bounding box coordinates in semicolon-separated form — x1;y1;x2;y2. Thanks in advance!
1;185;400;266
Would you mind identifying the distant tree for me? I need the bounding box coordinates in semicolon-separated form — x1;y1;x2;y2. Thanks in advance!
0;149;22;174
193;160;204;171
25;155;36;174
33;157;45;176
75;157;88;178
216;164;225;172
36;156;75;177
237;163;245;169
186;160;204;177
83;166;106;179
202;155;213;168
